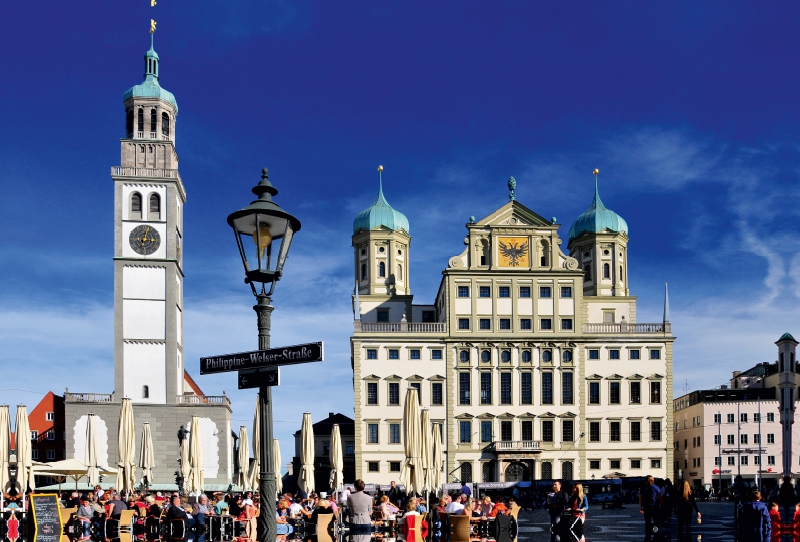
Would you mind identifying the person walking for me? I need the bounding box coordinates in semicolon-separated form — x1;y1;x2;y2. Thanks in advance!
778;476;795;523
673;480;700;542
738;490;770;542
546;480;569;542
563;483;588;542
639;475;663;542
347;480;373;535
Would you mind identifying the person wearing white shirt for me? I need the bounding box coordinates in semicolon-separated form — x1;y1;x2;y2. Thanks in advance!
288;501;304;518
444;497;465;514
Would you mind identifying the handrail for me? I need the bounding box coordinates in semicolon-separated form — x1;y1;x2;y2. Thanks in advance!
583;322;670;333
111;166;180;179
357;322;446;333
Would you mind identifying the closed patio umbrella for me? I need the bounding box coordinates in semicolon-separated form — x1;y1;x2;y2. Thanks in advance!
180;431;190;492
273;438;282;495
400;388;423;495
298;412;314;496
85;413;102;488
248;395;261;492
188;416;204;493
431;423;443;492
15;406;34;493
117;398;136;494
329;425;343;494
139;423;155;488
420;409;433;493
0;406;10;495
237;426;250;491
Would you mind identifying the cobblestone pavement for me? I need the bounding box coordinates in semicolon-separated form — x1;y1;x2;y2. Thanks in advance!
515;501;739;542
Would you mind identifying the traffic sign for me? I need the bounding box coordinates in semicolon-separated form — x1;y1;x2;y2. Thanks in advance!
200;342;323;375
238;367;280;389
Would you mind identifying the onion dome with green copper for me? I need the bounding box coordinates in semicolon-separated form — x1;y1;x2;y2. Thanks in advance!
122;41;178;112
568;179;628;241
353;170;410;234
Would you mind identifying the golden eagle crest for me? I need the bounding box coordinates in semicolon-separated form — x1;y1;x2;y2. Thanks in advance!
499;239;529;267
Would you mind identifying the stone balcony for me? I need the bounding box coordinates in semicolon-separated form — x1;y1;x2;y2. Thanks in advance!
583;322;671;334
111;166;181;180
64;390;230;406
64;392;115;403
486;440;543;458
354;321;446;333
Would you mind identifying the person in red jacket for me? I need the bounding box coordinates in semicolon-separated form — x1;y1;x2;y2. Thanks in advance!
768;502;782;542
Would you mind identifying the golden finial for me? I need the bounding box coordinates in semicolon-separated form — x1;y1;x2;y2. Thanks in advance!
150;19;157;33
151;0;157;5
377;165;383;172
593;168;599;175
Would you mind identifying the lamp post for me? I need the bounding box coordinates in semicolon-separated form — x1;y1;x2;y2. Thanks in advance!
227;168;301;542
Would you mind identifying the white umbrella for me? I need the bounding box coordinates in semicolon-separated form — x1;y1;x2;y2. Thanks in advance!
33;458;116;489
85;413;102;487
237;426;250;491
420;410;433;493
116;398;136;493
0;406;10;495
273;438;283;495
188;416;204;493
248;395;261;492
400;388;423;495
139;423;155;488
298;412;315;496
15;406;34;493
329;425;343;493
431;423;443;492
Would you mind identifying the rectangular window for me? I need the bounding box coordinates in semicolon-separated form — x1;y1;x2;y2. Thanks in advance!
563;420;574;442
458;318;470;330
520;318;531;330
31;449;38;460
521;420;533;441
741;434;748;445
631;421;641;442
481;421;493;442
388;349;399;359
650;421;662;441
609;349;620;360
501;421;512;441
714;435;721;445
480;373;492;405
610;381;620;404
631;459;641;469
459;373;471;405
714;413;722;424
431;349;443;360
754;434;760;444
754;413;761;422
479;319;491;330
727;435;735;445
519;286;531;298
499;318;511;330
629;349;641;360
651;459;662;469
479;286;491;297
754;456;760;465
346;442;354;455
741;413;748;423
630;381;641;404
589;460;600;470
410;382;422;404
498;286;510;298
650;349;661;360
46;412;55;422
714;457;721;466
610;459;621;469
728;413;735;423
741;456;749;466
432;382;443;405
650;382;661;404
459;421;471;443
540;286;552;298
46;449;55;460
458;286;469;297
46;430;55;441
410;349;420;360
542;372;553;405
377;309;389;322
561;319;573;330
367;349;378;359
367;382;378;405
768;433;775;444
589;422;600;442
540;318;552;330
389;461;401;472
561;286;572;298
589;382;600;404
521;373;532;405
610;421;621;442
728;456;736;465
542;420;554;442
768;413;775;422
368;461;379;472
562;372;574;404
500;373;512;405
589;349;600;360
769;456;776;465
389;423;401;444
388;382;400;405
367;423;379;444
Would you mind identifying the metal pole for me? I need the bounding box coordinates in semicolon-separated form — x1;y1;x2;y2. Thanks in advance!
718;411;722;494
255;293;276;542
758;397;762;491
737;403;741;479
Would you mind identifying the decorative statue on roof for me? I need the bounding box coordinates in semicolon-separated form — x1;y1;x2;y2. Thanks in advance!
508;176;516;201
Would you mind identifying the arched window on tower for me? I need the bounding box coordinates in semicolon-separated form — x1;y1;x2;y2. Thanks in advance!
397;264;402;280
126;110;134;138
148;193;161;220
540;240;550;267
620;265;623;280
360;263;367;282
583;264;591;282
130;192;142;220
150;109;157;135
603;263;610;279
162;112;170;138
142;385;149;399
137;108;144;134
379;262;386;278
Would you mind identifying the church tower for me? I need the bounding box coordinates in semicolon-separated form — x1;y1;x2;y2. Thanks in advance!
352;167;412;322
112;38;185;404
567;171;630;297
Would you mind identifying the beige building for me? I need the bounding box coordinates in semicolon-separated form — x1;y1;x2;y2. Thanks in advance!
350;176;675;485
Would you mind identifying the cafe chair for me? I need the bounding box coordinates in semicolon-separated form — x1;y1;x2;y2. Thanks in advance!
316;514;334;542
450;514;471;542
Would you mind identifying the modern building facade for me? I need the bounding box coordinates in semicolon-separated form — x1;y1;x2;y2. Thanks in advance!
63;38;233;489
673;333;800;490
350;175;675;485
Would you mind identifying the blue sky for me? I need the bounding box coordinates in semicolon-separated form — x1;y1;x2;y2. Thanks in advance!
2;1;800;469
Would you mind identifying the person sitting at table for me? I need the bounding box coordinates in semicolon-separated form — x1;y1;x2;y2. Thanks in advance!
435;498;447;514
445;495;466;514
379;495;400;518
77;495;94;519
403;500;420;517
480;496;494;517
488;497;508;518
469;499;482;518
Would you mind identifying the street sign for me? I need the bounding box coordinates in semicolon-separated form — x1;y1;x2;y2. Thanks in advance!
200;341;323;375
238;367;280;389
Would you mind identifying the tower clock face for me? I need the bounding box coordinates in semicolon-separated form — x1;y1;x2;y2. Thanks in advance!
129;225;161;255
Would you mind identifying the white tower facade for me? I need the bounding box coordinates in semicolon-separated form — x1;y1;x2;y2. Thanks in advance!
112;43;186;404
777;333;798;476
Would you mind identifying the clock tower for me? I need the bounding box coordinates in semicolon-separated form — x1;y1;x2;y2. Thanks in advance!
112;41;185;404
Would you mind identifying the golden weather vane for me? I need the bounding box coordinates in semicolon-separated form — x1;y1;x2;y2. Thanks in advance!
593;168;599;175
150;0;157;34
151;0;157;5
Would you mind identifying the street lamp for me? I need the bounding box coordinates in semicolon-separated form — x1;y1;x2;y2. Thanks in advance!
227;168;301;542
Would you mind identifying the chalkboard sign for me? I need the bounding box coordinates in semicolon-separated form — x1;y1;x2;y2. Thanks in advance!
30;493;63;542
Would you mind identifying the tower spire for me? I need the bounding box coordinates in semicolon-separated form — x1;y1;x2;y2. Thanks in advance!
378;165;384;198
663;282;671;323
